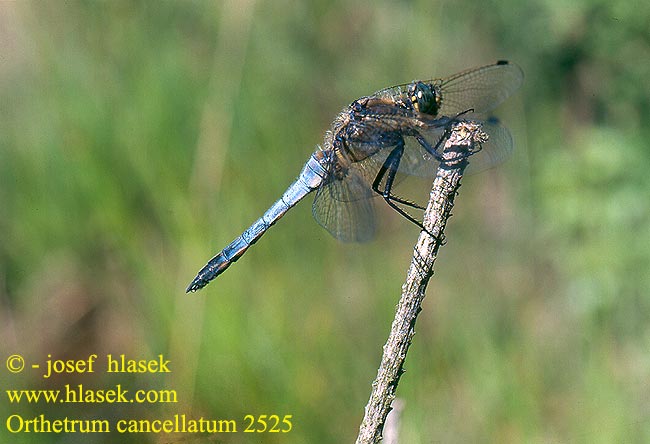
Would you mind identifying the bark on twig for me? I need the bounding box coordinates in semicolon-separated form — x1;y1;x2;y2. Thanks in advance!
355;121;489;444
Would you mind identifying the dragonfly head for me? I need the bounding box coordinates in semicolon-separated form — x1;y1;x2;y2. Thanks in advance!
408;81;439;115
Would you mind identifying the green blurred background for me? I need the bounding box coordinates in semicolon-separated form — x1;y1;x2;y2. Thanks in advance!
1;1;650;443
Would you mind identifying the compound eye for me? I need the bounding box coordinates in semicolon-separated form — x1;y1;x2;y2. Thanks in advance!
412;82;437;115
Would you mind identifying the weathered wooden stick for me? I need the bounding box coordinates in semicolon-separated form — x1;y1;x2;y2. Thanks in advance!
355;121;489;444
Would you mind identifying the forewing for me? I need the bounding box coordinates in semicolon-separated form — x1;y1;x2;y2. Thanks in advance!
374;61;523;118
436;61;524;117
312;168;377;243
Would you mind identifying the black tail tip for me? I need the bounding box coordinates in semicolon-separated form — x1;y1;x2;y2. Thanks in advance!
186;277;207;293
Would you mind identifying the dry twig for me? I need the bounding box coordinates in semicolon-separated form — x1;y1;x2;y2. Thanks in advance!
355;121;489;444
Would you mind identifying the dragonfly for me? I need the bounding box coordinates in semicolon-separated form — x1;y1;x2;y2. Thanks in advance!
187;60;523;292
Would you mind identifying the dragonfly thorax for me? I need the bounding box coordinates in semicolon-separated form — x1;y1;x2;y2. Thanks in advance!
408;82;440;115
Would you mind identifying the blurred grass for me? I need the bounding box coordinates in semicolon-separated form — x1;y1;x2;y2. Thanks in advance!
1;0;650;443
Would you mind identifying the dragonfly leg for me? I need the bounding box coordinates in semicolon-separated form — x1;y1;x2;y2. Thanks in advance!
371;141;433;235
412;119;482;164
411;108;479;160
412;130;446;161
389;195;426;210
454;108;474;119
409;118;459;161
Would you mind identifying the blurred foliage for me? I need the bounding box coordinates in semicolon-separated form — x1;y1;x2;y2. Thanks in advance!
1;0;650;443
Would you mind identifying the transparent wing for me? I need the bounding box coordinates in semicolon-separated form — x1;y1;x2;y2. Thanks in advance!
376;61;524;118
312;168;377;243
463;118;514;175
437;61;524;117
354;117;514;178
